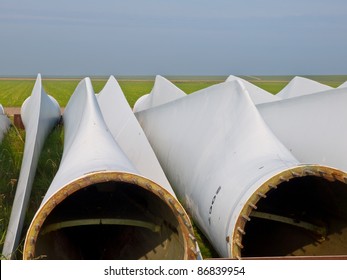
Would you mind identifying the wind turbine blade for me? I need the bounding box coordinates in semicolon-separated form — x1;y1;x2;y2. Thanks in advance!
338;81;347;88
2;74;61;259
226;75;280;104
276;76;332;99
23;77;198;260
258;87;347;171
0;104;11;142
96;76;175;195
133;75;186;112
136;81;347;258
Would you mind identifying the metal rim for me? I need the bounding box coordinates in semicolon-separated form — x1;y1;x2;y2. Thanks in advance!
231;165;347;259
23;171;198;260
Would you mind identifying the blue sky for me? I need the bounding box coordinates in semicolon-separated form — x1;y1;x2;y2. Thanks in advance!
0;0;346;76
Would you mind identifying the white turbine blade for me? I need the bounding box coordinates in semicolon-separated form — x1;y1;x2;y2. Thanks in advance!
0;105;11;142
226;75;279;104
136;80;298;257
136;80;347;258
276;76;332;99
2;74;61;259
96;76;175;195
23;77;198;260
133;75;186;112
258;87;347;171
133;76;346;173
338;81;347;88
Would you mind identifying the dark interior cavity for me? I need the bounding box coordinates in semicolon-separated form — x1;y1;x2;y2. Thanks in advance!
34;181;184;259
242;176;347;257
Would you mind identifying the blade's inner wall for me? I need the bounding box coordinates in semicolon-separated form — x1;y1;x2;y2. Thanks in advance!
34;181;184;260
242;176;347;257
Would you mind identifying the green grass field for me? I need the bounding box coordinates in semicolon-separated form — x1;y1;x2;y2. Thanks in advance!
0;78;223;108
0;75;346;259
1;75;346;108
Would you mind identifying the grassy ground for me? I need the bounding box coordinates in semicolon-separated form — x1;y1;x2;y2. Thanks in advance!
0;78;224;108
0;75;346;259
1;75;346;107
0;80;36;107
0;126;24;258
0;124;63;259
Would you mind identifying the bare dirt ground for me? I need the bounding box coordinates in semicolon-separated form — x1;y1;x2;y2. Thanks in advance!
4;107;65;116
4;107;20;115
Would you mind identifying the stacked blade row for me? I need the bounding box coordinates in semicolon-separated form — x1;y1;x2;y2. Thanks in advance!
1;75;347;259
